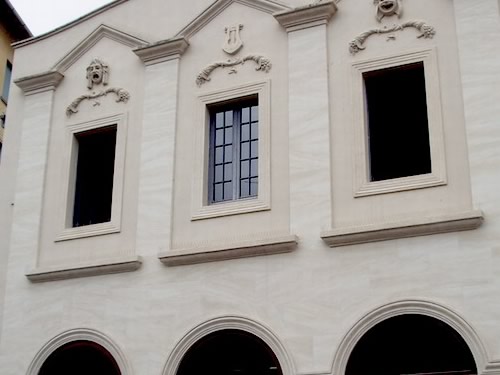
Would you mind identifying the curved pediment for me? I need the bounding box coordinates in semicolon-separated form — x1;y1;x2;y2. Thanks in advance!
52;24;149;73
175;0;292;39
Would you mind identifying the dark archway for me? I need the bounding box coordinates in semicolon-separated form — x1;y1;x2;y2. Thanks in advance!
38;340;121;375
177;329;283;375
346;314;477;375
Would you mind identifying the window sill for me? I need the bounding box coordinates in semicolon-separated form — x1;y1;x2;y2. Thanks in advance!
55;221;120;242
321;210;483;247
191;198;270;221
158;234;298;266
25;255;142;283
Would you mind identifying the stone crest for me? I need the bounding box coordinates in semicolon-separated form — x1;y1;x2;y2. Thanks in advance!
223;24;244;55
374;0;403;22
86;58;109;89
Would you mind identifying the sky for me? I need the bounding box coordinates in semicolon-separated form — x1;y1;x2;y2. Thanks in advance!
9;0;115;36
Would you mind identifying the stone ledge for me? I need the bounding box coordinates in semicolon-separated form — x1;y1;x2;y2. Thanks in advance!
274;1;337;32
159;235;298;266
26;255;142;283
133;37;189;65
15;71;64;95
321;210;484;247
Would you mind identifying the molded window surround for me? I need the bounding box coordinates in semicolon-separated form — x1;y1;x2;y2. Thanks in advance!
352;48;447;197
55;113;127;241
191;80;271;220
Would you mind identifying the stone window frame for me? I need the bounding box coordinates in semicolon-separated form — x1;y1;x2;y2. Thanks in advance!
191;80;271;220
55;112;127;241
351;47;447;197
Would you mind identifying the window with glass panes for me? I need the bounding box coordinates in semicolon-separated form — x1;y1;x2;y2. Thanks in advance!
208;96;259;203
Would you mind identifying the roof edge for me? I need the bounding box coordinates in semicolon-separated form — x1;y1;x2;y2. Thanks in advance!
3;0;32;39
12;0;128;49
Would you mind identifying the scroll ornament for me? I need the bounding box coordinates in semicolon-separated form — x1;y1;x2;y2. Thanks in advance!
349;21;436;55
196;55;272;87
66;88;130;117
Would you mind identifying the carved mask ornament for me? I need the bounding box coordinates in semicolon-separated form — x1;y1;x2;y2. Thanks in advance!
86;58;109;89
374;0;403;22
223;24;243;55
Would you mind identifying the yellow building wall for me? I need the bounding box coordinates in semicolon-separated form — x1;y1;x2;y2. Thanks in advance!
0;22;14;144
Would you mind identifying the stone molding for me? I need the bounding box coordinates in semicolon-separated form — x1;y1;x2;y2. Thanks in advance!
66;87;130;116
158;234;298;266
14;71;64;96
52;24;148;73
133;37;189;65
25;328;132;375
25;255;142;283
274;1;337;32
161;315;296;375
175;0;291;39
321;210;484;247
331;299;489;375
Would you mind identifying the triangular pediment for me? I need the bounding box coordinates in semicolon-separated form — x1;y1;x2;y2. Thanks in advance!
175;0;292;39
52;24;149;72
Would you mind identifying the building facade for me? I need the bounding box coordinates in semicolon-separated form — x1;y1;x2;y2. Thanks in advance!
0;0;31;158
0;0;499;373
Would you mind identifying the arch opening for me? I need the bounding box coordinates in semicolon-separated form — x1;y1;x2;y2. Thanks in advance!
38;340;121;375
177;329;283;375
345;314;477;375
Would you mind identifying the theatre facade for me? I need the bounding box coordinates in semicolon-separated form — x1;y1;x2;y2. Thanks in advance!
0;0;499;374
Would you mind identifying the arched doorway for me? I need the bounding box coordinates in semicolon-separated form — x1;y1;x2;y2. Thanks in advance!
38;340;121;375
346;314;477;375
177;329;283;375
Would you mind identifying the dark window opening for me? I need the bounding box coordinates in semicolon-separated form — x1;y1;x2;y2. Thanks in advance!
1;60;12;103
177;329;282;375
364;61;431;182
39;340;121;375
208;95;259;203
72;125;117;227
346;314;477;375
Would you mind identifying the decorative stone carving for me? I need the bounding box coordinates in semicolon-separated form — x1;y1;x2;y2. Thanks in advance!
196;55;272;86
66;88;130;116
223;24;244;55
349;21;436;55
374;0;402;22
86;58;109;89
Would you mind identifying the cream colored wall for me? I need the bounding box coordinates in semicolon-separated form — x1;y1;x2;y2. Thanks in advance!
0;0;500;374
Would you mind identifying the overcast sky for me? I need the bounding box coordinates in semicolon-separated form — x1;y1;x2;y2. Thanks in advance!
9;0;115;36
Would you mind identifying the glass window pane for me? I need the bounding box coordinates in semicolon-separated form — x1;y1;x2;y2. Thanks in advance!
250;177;258;196
240;179;250;198
214;183;223;202
215;129;224;146
225;110;233;126
215;146;224;164
250;159;258;177
223;182;233;200
215;112;224;128
225;127;233;144
242;107;250;123
250;140;258;158
241;160;249;178
224;145;233;162
215;165;223;182
251;122;258;140
251;106;258;121
241;142;249;159
224;163;232;181
241;124;249;141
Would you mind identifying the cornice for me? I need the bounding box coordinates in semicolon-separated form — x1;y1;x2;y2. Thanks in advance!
14;71;64;95
133;37;190;65
52;24;149;73
175;0;291;39
274;1;337;32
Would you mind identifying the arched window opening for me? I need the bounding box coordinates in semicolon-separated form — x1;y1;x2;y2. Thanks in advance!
177;329;283;375
38;340;121;375
346;314;477;375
